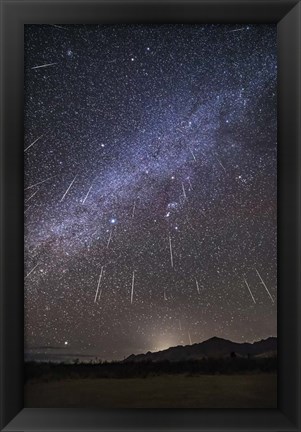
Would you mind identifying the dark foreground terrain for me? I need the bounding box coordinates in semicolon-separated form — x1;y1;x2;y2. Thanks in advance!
25;374;277;408
24;357;277;408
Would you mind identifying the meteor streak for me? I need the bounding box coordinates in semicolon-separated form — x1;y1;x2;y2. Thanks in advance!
164;289;167;301
94;267;104;302
24;135;43;152
51;24;67;30
188;331;192;345
25;263;39;279
182;182;187;199
188;146;197;162
107;229;113;248
169;235;174;268
244;277;256;304
25;175;56;190
60;175;77;202
229;28;245;32
216;157;226;174
82;184;93;204
179;320;182;331
31;62;58;70
25;187;40;203
131;271;135;304
195;279;200;294
24;205;32;214
255;268;274;303
187;178;193;190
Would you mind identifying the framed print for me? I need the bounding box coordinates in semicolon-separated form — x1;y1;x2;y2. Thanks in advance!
0;0;300;431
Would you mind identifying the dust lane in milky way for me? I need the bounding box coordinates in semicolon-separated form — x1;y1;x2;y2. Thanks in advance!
24;24;277;361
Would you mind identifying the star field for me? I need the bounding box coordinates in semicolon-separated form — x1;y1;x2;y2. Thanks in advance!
24;24;277;361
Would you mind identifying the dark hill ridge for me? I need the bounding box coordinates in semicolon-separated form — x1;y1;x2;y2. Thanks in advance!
124;337;277;362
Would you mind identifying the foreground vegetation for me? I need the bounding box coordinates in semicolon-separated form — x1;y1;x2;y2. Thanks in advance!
25;356;277;381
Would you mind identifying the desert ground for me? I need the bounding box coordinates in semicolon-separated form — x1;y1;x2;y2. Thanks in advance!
25;373;277;408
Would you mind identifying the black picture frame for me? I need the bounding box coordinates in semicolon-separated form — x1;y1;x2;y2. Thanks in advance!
0;0;300;431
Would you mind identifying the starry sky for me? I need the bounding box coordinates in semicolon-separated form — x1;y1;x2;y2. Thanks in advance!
24;24;277;362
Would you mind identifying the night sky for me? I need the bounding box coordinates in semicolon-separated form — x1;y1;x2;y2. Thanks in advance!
24;24;277;362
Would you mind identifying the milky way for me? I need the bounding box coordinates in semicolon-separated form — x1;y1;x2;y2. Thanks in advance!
24;24;277;361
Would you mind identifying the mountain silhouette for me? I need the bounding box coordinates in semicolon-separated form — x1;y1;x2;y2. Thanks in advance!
124;337;277;362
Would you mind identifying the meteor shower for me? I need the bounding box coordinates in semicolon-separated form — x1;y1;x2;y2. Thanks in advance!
24;25;277;408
